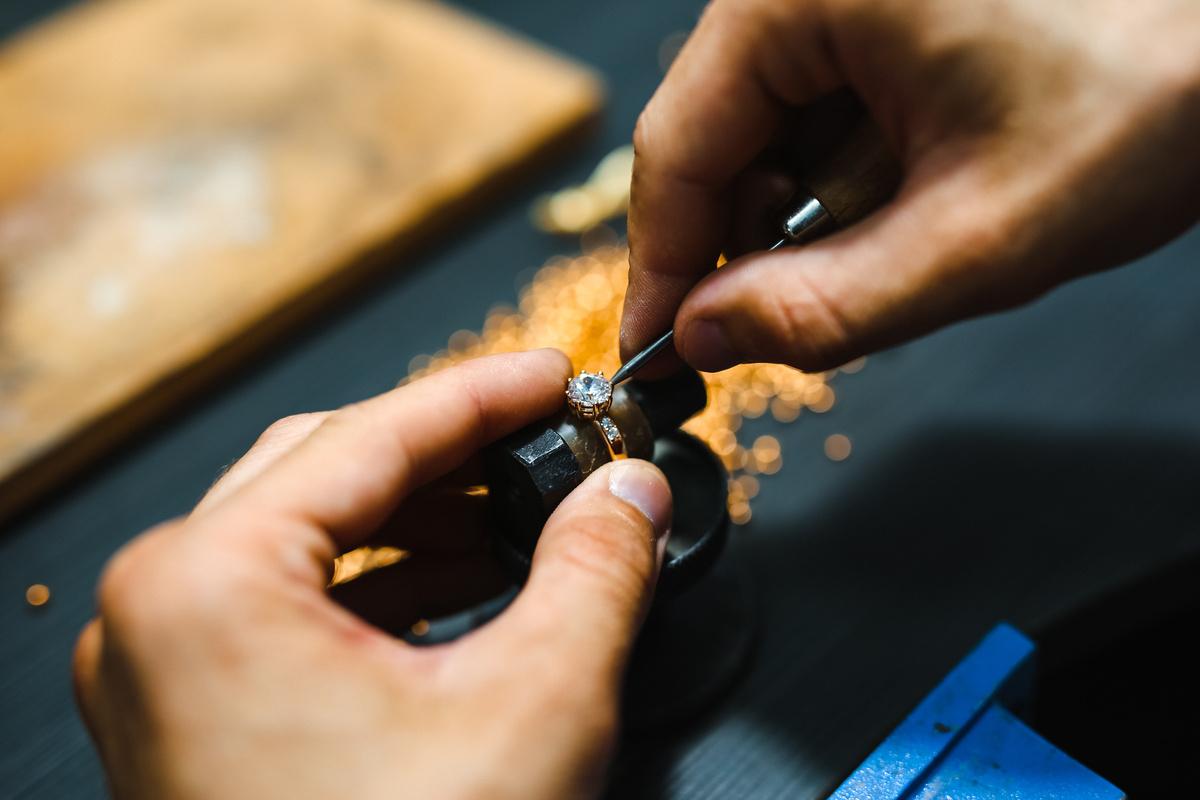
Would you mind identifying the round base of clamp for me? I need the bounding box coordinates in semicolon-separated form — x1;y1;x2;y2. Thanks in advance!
621;554;755;732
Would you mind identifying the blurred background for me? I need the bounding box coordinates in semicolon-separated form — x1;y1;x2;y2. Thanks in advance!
2;0;1198;797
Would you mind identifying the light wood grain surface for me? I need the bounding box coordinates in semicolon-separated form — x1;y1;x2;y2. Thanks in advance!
0;0;602;521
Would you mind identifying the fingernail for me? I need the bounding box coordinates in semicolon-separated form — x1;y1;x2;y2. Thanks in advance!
684;319;740;372
608;460;673;563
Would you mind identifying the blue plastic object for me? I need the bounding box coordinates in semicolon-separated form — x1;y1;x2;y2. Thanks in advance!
827;623;1124;800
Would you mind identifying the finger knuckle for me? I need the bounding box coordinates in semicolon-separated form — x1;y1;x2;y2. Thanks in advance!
96;519;256;636
558;509;654;603
258;412;326;444
755;274;857;371
324;401;371;429
95;520;179;624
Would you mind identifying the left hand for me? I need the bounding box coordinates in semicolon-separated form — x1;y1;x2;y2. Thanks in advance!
72;350;673;800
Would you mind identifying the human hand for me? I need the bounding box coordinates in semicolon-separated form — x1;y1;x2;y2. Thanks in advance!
623;0;1200;374
73;350;672;800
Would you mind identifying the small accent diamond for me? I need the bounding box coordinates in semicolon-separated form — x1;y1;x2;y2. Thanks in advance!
597;416;623;454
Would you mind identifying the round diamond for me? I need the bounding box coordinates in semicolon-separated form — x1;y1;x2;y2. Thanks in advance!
566;372;611;411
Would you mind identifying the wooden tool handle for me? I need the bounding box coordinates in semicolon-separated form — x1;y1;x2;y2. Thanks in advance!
800;117;902;227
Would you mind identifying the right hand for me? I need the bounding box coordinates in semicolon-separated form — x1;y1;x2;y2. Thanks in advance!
622;0;1200;375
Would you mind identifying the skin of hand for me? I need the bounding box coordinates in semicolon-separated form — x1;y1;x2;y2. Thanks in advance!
72;350;673;800
622;0;1200;374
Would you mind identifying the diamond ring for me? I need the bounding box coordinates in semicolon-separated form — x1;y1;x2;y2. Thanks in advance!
565;370;624;456
565;369;611;419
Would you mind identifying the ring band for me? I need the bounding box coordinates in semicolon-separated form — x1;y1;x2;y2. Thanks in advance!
595;415;624;456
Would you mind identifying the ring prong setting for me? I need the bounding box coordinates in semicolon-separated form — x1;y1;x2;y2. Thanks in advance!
565;369;613;420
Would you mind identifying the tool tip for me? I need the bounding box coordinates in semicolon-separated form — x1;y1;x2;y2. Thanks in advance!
610;329;676;385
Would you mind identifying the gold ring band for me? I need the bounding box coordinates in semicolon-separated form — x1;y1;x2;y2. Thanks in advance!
595;415;624;456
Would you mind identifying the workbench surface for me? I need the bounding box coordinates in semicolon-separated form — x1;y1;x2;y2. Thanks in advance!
3;1;1198;797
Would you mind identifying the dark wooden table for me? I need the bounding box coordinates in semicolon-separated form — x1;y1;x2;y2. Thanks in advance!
3;1;1199;797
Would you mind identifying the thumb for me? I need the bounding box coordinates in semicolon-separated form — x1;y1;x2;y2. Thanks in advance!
492;459;672;690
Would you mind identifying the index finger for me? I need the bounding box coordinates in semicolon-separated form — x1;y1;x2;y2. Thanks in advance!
195;349;572;553
622;0;840;366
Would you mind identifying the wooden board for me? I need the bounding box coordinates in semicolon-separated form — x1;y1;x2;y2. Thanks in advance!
0;0;603;521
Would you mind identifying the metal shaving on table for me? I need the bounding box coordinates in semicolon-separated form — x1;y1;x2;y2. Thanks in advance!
402;242;862;526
